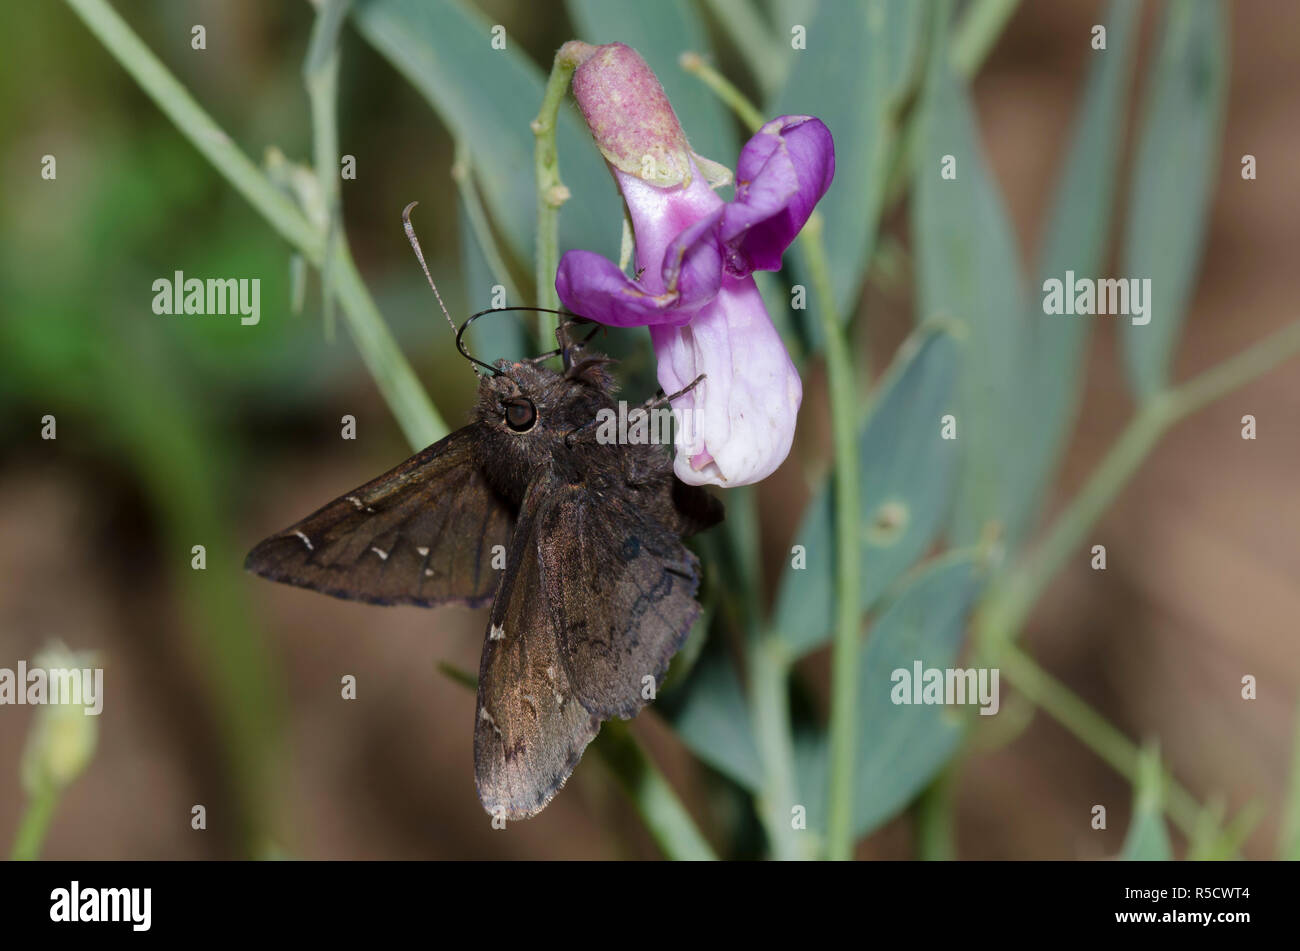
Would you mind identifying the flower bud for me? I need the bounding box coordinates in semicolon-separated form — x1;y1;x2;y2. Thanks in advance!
19;645;101;797
570;42;694;188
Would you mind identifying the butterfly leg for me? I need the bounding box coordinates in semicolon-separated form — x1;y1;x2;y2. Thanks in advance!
642;374;706;410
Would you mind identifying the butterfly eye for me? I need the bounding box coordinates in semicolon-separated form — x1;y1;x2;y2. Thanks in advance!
504;398;537;433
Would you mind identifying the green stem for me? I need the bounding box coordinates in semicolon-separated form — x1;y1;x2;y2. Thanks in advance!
304;0;350;342
1001;646;1203;837
452;143;522;306
63;0;446;451
1279;699;1300;859
806;212;860;861
984;317;1300;646
591;725;718;861
682;54;861;861
10;789;60;861
64;0;319;257
532;44;583;341
747;634;806;860
679;52;765;132
950;0;1023;77
913;767;958;860
696;0;787;98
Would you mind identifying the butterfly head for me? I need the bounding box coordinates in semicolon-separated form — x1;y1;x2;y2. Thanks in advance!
472;355;617;501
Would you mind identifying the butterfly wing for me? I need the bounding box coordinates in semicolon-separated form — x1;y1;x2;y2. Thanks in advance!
539;485;704;720
244;424;513;608
474;481;600;820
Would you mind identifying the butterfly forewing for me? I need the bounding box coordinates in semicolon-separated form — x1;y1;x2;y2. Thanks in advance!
475;482;600;820
245;425;513;607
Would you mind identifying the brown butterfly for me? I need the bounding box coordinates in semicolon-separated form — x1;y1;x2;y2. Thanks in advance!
245;205;722;820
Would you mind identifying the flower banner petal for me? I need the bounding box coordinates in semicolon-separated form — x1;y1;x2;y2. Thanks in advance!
721;116;836;275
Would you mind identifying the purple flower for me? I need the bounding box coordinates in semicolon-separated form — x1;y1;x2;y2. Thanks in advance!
555;43;834;487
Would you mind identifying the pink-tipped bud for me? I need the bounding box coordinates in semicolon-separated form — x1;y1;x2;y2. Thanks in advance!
569;42;693;188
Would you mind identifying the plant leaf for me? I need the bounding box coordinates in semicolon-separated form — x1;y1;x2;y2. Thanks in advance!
1121;743;1174;860
772;0;923;340
912;8;1027;546
774;324;963;658
658;640;764;792
1005;0;1141;549
852;552;983;837
352;0;617;273
1121;0;1228;401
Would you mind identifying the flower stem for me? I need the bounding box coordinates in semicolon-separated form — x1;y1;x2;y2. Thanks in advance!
593;723;718;861
679;52;764;132
9;789;59;861
696;0;787;99
950;0;1023;77
979;318;1300;840
682;52;862;861
532;45;583;342
1000;646;1204;836
62;0;446;450
806;212;862;861
983;317;1300;649
304;0;350;342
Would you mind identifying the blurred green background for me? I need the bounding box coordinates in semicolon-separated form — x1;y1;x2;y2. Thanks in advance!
1;0;1297;859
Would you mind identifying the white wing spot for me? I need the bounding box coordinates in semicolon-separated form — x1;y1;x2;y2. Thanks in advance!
370;546;388;560
424;568;434;577
346;495;364;510
478;706;502;737
489;623;504;641
293;531;314;551
416;546;429;557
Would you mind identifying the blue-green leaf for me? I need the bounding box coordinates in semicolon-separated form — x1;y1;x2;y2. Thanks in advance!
773;324;963;658
457;187;528;365
853;552;983;837
1005;0;1141;549
772;0;923;338
1121;0;1228;400
912;8;1026;546
659;643;764;792
1121;743;1174;860
352;0;617;273
794;552;984;838
566;0;736;167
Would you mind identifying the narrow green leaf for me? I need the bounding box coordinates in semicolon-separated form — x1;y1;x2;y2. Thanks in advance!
659;642;765;792
352;0;617;273
774;324;963;658
1121;0;1228;400
772;0;923;337
852;552;983;837
566;0;736;166
1006;0;1141;549
1121;743;1174;860
912;7;1027;546
456;178;528;363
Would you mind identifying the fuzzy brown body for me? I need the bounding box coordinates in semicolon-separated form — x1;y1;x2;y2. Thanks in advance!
245;347;722;819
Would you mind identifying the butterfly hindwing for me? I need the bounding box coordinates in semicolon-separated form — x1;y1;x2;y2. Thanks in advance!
474;480;600;820
244;424;513;608
540;484;703;720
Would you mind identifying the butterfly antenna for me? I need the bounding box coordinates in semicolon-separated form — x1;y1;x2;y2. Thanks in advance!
402;201;475;374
